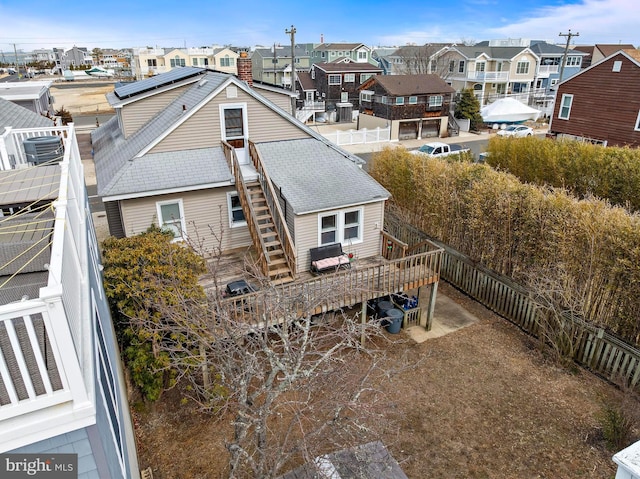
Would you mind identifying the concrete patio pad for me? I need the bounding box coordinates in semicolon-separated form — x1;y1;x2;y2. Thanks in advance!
405;292;479;343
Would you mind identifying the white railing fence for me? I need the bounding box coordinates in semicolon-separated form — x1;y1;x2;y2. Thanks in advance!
322;127;391;146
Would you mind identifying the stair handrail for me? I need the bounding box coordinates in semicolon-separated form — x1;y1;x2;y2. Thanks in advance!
248;140;297;275
221;141;271;277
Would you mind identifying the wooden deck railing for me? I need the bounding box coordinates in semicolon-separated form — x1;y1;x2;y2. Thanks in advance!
248;140;297;274
221;141;270;277
217;249;442;327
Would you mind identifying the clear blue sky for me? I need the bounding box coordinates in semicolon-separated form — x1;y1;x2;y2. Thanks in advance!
0;0;637;51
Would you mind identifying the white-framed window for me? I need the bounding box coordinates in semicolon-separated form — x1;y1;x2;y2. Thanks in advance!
449;60;455;72
220;55;234;67
430;61;437;73
550;78;558;86
409;96;417;104
360;73;373;83
156;199;186;240
396;97;404;105
381;95;388;104
566;56;582;67
458;60;465;73
428;95;443;107
558;93;573;120
344;73;355;82
357;50;367;60
635;110;640;131
318;208;363;246
328;74;341;85
516;60;530;74
192;58;198;66
360;90;373;102
341;92;349;102
613;60;622;72
320;214;337;245
170;56;186;68
311;68;315;79
476;61;485;72
227;192;246;227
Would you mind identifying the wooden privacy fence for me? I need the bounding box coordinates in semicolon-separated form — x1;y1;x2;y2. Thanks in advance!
385;211;640;389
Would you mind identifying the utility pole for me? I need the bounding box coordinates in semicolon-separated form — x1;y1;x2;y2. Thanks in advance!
558;29;579;84
13;43;20;77
285;25;297;116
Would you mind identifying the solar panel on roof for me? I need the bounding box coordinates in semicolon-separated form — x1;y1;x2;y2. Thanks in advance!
114;67;205;99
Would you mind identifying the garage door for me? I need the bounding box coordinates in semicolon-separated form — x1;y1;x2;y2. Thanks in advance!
399;121;418;140
421;120;440;138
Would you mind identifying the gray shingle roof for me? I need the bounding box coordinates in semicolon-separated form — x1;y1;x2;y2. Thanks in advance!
0;97;54;130
454;45;532;60
93;71;231;197
99;147;231;197
256;138;389;214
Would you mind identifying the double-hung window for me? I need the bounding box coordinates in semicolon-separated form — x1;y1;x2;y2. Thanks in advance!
344;73;355;82
157;199;186;240
318;208;363;246
396;97;404;105
228;192;246;227
516;60;529;74
328;74;341;85
558;93;573;120
558;94;573;120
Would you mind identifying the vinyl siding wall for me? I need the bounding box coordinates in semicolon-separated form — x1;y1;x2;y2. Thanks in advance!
254;88;295;112
149;87;310;153
293;201;385;272
120;84;192;138
550;53;640;147
120;187;252;253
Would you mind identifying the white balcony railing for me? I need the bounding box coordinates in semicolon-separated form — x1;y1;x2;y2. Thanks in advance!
0;125;95;451
467;71;510;82
537;65;559;76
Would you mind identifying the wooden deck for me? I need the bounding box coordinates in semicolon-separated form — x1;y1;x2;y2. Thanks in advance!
200;246;443;328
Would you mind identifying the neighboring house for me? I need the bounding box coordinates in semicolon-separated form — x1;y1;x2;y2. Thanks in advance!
295;71;326;123
250;46;311;88
309;43;376;66
93;57;390;284
572;44;636;70
435;41;539;105
309;61;383;119
132;46;229;78
357;74;456;140
0;103;140;478
211;47;239;75
371;47;397;75
548;49;640;147
529;40;587;116
53;46;93;73
0;97;54;131
385;44;452;76
0;80;55;116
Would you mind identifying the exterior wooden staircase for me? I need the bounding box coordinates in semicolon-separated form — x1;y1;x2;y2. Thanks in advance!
222;140;296;285
244;179;295;284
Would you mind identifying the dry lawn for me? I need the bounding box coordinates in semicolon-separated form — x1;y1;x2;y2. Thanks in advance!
51;82;114;115
133;283;636;479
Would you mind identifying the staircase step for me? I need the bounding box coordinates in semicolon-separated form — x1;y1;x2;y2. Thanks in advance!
254;205;270;212
269;257;287;266
264;240;281;248
259;222;275;229
269;266;293;277
267;248;284;256
271;275;295;285
256;214;272;221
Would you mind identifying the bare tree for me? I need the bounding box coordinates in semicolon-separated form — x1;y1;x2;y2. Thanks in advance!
120;232;404;478
394;43;456;80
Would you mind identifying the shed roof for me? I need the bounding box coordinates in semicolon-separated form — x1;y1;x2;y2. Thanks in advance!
0;98;54;130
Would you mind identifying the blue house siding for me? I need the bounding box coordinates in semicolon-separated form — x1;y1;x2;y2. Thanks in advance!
10;428;100;478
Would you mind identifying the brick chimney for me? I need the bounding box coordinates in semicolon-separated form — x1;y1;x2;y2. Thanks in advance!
237;51;252;87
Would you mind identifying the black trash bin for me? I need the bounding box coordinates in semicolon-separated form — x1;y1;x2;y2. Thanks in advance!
382;308;403;334
376;300;394;316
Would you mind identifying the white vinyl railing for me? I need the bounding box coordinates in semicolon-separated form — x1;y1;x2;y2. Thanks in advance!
322;127;391;146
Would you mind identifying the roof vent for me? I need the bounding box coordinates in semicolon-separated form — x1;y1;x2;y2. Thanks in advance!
23;136;64;166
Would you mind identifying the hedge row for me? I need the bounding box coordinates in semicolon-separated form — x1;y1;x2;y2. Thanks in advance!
486;137;640;211
370;147;640;344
